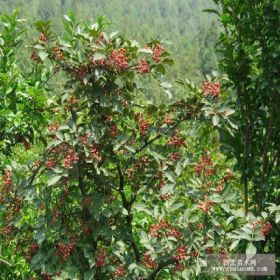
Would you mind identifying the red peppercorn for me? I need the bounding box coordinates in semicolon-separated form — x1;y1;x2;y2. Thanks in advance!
136;59;149;74
201;81;221;97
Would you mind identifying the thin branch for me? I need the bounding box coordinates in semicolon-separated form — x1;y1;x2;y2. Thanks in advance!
147;257;176;280
117;163;141;262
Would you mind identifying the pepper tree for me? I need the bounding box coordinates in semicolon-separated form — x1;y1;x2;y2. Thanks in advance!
1;14;279;280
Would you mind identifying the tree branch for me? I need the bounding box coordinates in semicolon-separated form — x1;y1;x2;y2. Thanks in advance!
147;257;176;280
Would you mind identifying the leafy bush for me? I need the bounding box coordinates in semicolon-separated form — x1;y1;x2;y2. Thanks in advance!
0;13;279;280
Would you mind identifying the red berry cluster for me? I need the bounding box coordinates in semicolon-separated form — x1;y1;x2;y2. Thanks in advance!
206;247;214;255
149;220;182;240
198;198;214;213
112;265;126;277
2;225;13;235
67;96;80;105
48;123;60;132
261;222;272;237
39;33;48;42
190;250;199;258
169;228;182;239
95;248;107;267
89;144;102;162
109;48;128;71
26;243;39;262
91;58;106;67
82;225;91;236
41;273;52;280
51;210;61;224
94;32;108;46
53;46;64;61
2;169;12;190
127;156;151;180
175;246;187;261
30;51;42;63
57;242;75;262
110;124;118;138
173;262;185;271
80;132;91;145
32;160;41;169
201;81;221;97
198;223;205;230
136;113;150;137
219;249;228;262
224;168;234;182
64;148;79;169
142;253;157;269
168;153;180;162
152;44;164;63
45;158;56;169
194;156;215;177
165;114;173;125
215;181;224;193
136;59;149;74
167;129;185;147
160;193;170;201
155;172;165;189
150;224;161;238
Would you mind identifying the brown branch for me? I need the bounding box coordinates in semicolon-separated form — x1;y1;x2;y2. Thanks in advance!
259;93;277;213
147;257;176;280
117;163;141;262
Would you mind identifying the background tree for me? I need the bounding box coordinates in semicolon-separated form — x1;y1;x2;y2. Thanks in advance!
211;0;280;271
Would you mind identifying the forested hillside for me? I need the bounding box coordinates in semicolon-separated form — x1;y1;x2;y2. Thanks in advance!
0;0;218;102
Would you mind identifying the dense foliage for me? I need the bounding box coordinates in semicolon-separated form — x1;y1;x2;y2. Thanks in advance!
0;0;219;103
211;1;280;275
0;2;279;280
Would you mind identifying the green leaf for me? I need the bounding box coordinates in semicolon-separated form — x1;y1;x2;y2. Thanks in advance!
125;145;136;153
47;175;62;186
133;202;152;215
165;171;176;183
31;253;43;265
212;115;220;126
84;270;94;280
226;216;235;225
38;50;48;61
276;211;280;223
246;242;257;256
203;9;220;16
93;53;106;60
230;240;240;251
35;228;46;244
169;202;184;212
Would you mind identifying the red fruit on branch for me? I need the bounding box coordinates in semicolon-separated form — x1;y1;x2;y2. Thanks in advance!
152;44;164;63
165;114;173;125
64;148;79;169
109;48;128;70
57;242;75;262
173;261;185;271
95;248;107;267
167;129;185;147
198;199;214;214
113;265;126;277
136;59;149;74
201;81;221;97
2;169;12;189
142;253;157;269
39;33;48;42
175;246;187;261
261;222;272;237
150;224;161;238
